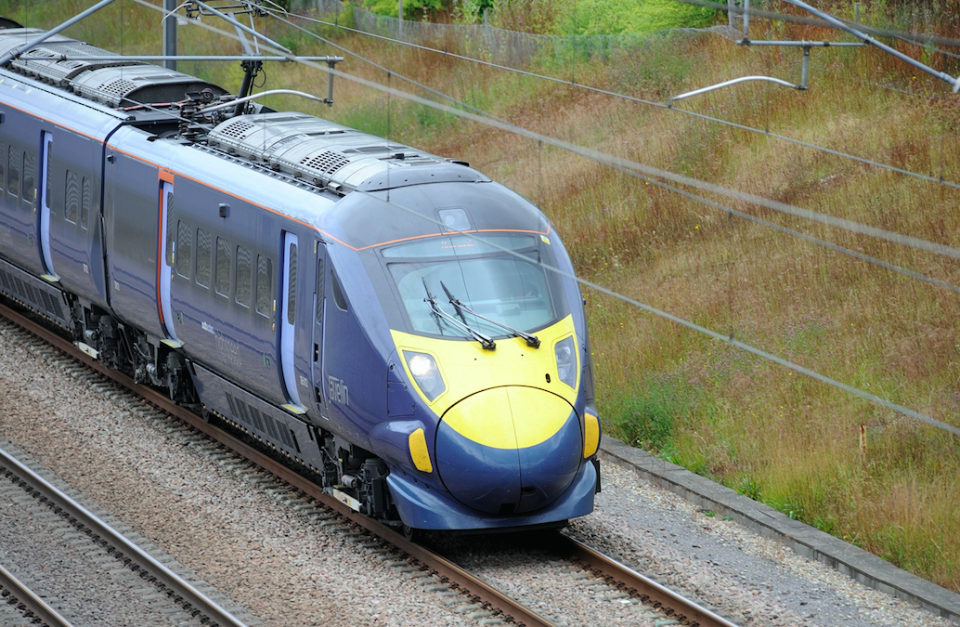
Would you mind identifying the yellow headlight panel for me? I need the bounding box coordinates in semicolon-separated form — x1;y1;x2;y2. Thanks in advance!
391;315;578;416
408;428;433;473
583;412;600;458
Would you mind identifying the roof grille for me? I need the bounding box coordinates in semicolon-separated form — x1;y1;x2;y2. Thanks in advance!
100;78;137;97
300;150;350;176
220;120;255;139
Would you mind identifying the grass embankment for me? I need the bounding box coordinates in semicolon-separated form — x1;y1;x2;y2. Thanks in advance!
9;0;960;591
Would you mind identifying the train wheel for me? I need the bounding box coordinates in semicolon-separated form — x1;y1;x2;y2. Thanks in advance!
402;524;421;543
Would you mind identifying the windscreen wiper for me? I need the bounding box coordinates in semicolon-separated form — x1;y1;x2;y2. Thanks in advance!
441;281;540;348
423;280;496;350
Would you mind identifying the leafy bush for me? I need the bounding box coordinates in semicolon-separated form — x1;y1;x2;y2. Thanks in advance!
362;0;450;19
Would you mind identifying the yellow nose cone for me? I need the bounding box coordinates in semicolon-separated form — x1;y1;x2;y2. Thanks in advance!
442;387;572;449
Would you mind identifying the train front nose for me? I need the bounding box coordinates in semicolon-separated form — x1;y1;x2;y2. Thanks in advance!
435;387;582;515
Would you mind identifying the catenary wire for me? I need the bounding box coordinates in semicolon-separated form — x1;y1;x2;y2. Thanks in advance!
261;4;960;195
128;0;960;262
355;186;960;438
124;0;960;436
252;4;960;294
220;8;960;259
45;2;954;294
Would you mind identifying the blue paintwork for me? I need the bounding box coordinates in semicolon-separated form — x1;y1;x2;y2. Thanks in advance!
0;77;120;309
387;458;597;530
435;411;583;515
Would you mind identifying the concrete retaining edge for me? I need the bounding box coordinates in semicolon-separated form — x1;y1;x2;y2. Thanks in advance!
598;437;960;621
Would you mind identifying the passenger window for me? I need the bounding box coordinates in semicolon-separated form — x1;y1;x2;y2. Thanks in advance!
236;245;252;308
331;269;348;311
8;145;19;198
196;228;212;288
256;255;273;317
315;257;324;326
0;141;5;193
64;171;79;224
22;151;35;208
80;177;91;230
287;243;297;325
176;221;193;279
215;237;231;296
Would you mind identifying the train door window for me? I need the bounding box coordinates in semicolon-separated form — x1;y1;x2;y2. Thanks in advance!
286;242;297;325
80;177;91;230
215;236;231;297
164;192;175;266
236;245;252;308
44;139;52;209
331;269;348;311
315;257;324;326
64;171;79;224
7;145;19;198
196;228;212;288
176;221;193;279
256;255;273;317
0;141;5;193
22;150;36;209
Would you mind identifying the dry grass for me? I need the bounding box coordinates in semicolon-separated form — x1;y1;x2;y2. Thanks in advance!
12;0;960;592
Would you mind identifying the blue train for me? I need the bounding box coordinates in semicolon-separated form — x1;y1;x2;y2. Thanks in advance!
0;23;601;533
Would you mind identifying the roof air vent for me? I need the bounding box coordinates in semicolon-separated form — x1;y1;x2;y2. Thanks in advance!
300;150;350;176
220;119;255;139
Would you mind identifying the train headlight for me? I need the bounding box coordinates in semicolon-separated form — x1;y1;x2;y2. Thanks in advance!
404;351;445;401
554;336;577;389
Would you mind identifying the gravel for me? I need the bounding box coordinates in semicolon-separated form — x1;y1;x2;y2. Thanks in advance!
0;316;956;627
0;446;234;627
0;321;469;627
565;462;958;627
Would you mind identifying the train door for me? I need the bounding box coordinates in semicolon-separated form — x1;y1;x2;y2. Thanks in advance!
280;230;304;412
311;242;327;417
37;131;58;282
157;172;180;346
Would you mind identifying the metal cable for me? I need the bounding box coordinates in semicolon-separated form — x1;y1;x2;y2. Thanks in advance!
124;0;960;435
355;185;960;438
264;5;960;194
131;0;960;262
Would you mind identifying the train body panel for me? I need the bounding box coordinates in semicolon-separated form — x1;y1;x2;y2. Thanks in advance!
0;76;119;309
0;24;601;533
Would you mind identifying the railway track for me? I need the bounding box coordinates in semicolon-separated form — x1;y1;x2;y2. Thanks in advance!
0;299;739;627
0;442;251;627
0;562;74;627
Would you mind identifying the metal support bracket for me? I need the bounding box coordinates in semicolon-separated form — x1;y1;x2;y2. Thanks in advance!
668;0;866;106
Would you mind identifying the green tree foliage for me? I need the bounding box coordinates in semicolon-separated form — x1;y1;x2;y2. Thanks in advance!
562;0;719;35
362;0;451;19
452;0;720;34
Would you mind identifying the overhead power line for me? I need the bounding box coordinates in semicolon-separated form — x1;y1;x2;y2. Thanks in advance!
255;6;960;295
272;6;960;195
123;0;960;437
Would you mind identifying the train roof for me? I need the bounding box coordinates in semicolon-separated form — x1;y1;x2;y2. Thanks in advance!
0;28;226;108
206;112;488;194
0;27;493;202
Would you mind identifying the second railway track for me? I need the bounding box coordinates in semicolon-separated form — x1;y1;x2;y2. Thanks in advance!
0;299;738;627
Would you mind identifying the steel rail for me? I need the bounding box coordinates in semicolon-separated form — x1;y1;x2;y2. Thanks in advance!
0;444;250;627
0;300;741;627
0;301;557;627
0;384;250;627
0;563;75;627
556;534;739;627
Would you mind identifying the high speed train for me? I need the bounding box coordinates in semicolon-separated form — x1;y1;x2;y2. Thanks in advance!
0;21;601;533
